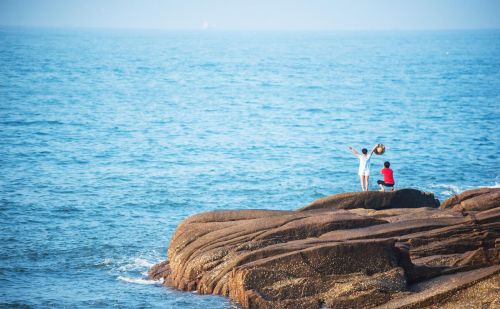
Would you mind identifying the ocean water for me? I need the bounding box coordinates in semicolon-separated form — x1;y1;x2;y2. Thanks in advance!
1;28;499;308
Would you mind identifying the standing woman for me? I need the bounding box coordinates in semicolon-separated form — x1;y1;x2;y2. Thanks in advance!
349;144;378;191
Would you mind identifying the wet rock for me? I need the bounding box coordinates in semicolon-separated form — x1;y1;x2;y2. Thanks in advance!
150;189;499;308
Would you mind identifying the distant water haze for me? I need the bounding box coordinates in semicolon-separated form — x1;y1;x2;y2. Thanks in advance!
1;0;500;30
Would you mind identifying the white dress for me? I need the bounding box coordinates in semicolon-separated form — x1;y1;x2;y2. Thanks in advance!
357;154;372;176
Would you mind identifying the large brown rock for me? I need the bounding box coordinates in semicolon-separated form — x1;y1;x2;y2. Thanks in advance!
440;187;500;212
150;189;500;308
298;189;439;211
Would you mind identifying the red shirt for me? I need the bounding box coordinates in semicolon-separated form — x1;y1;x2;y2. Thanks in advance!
381;168;395;184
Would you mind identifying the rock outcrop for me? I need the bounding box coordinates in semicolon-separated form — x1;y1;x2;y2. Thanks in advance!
440;187;500;212
150;188;500;308
299;189;440;211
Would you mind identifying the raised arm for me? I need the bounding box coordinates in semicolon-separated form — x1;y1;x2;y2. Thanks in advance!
348;146;359;156
370;144;378;155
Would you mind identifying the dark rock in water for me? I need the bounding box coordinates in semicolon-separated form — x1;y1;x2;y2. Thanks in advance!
440;187;500;212
150;189;500;309
298;189;440;211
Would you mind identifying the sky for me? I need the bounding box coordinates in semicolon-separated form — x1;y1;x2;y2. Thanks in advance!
1;0;499;31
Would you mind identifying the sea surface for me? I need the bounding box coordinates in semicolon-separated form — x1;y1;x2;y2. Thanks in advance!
1;28;499;308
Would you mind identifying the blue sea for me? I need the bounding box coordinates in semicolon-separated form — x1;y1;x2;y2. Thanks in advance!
1;28;499;308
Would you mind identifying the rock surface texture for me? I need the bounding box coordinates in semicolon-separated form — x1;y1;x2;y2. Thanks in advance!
150;188;500;309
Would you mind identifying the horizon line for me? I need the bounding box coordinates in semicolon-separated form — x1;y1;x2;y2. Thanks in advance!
1;24;500;32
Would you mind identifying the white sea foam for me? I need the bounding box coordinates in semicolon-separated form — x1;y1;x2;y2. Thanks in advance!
431;182;499;198
117;276;163;285
106;251;164;286
430;183;464;197
117;257;156;271
93;258;114;269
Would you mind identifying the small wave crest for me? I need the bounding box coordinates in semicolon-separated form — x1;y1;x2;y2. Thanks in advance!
99;250;161;272
431;182;499;198
431;183;463;197
101;250;164;287
118;276;163;285
117;258;155;271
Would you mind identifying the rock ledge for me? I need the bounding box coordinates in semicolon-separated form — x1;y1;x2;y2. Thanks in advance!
150;188;499;308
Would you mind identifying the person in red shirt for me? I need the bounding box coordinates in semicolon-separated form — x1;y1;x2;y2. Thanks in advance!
377;161;395;192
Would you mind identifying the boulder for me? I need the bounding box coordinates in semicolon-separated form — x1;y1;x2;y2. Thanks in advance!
299;189;439;211
440;187;500;212
150;189;499;308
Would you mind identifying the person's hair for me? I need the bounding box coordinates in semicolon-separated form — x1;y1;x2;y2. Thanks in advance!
361;148;368;154
384;161;390;168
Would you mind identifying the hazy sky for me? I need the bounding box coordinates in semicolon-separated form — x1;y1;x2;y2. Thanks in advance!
1;0;499;31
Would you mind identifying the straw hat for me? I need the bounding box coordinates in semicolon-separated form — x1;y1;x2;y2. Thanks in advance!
375;144;385;155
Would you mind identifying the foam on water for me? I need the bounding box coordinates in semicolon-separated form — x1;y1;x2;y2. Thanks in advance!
117;258;156;272
430;183;464;197
117;276;163;285
429;182;499;198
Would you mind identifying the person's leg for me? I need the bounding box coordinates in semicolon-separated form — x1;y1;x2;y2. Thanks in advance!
359;176;364;191
365;176;370;191
377;180;384;192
